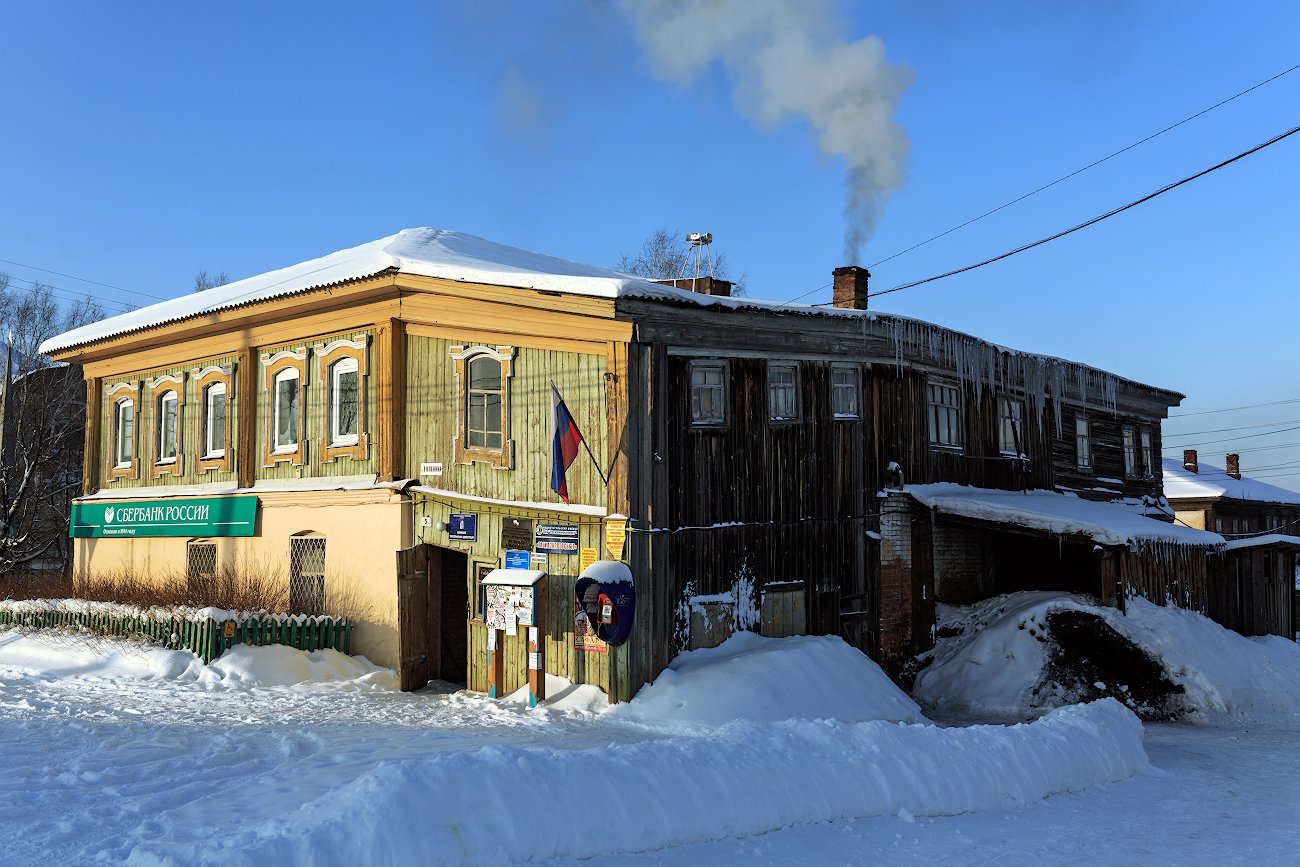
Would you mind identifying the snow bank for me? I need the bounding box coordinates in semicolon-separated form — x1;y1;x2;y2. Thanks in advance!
0;596;343;625
163;700;1145;866
615;632;925;728
914;591;1300;722
0;630;396;691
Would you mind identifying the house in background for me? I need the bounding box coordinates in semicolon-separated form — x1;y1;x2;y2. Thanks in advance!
41;228;1231;701
1163;450;1300;638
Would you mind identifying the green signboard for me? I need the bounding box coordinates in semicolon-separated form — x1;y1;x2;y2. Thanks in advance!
70;496;258;538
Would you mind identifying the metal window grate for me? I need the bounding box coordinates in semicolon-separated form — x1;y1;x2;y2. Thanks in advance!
186;541;217;597
289;536;326;615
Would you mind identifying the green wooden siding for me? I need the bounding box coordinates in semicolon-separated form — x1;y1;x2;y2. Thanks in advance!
404;336;608;506
100;355;238;491
256;329;376;481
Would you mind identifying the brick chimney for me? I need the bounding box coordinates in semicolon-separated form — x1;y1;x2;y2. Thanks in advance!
1226;453;1241;480
832;266;870;310
654;276;732;297
1183;449;1198;473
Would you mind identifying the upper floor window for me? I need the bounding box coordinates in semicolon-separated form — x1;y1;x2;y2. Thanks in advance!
768;362;799;422
1139;426;1154;478
927;383;961;448
831;365;860;419
273;367;300;453
330;357;360;446
1122;425;1138;478
113;396;134;469
451;345;515;469
317;337;369;462
1075;414;1092;472
998;396;1024;456
203;382;227;458
157;390;179;464
690;361;727;425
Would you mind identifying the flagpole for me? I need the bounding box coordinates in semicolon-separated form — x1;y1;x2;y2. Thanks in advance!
550;380;608;486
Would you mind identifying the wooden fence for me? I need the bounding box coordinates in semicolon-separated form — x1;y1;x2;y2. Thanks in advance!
0;606;351;663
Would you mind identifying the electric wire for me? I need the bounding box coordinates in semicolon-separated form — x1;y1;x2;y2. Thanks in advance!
1168;397;1300;418
0;256;167;301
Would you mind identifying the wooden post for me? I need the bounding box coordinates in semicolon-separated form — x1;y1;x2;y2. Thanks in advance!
375;318;406;482
82;376;101;494
486;627;504;699
527;578;547;707
237;347;258;489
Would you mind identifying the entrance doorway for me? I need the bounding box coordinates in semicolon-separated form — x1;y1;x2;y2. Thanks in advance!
396;543;469;691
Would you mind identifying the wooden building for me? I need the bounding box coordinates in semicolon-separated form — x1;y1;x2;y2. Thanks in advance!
42;228;1227;701
1164;450;1300;638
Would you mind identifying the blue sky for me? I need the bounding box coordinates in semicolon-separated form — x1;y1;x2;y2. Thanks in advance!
3;1;1298;489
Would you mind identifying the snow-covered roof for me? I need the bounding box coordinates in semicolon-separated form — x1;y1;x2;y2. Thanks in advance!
1221;533;1300;552
1162;458;1300;506
906;483;1224;548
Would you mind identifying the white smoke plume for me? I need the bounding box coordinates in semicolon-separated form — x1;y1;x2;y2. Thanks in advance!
619;0;912;261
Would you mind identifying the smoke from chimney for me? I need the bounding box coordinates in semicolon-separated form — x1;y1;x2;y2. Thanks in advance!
618;0;912;260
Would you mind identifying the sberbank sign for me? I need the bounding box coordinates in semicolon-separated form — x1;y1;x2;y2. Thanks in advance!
70;496;258;538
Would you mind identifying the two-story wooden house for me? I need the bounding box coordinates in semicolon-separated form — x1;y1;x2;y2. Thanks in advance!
43;228;1224;700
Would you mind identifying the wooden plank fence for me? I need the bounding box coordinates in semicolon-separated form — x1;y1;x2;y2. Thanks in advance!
0;606;351;663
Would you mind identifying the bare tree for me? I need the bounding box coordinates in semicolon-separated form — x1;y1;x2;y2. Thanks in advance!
0;275;105;579
193;270;230;293
615;227;747;295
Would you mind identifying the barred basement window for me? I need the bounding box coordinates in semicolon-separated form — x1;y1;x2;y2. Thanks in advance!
289;536;326;615
186;541;217;597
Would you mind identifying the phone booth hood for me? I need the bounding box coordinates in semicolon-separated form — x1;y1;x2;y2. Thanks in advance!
576;560;635;646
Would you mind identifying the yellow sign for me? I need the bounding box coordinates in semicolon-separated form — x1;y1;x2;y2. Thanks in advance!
222;620;236;639
604;518;627;560
579;547;599;573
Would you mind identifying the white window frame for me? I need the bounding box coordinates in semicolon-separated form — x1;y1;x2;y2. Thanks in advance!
927;382;962;448
272;367;301;454
329;356;360;447
113;396;134;469
203;381;227;459
156;389;179;465
831;364;860;419
768;362;800;422
1075;414;1092;472
690;361;727;426
998;396;1025;456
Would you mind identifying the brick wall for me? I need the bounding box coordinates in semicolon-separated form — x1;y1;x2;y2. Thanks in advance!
878;495;916;666
932;522;984;604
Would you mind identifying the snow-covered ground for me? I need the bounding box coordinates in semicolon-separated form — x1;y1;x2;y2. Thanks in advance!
2;604;1298;866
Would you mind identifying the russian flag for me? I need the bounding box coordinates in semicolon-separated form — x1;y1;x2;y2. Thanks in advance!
550;382;584;504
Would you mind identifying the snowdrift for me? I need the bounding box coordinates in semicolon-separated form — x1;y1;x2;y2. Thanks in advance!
914;591;1300;722
146;700;1146;866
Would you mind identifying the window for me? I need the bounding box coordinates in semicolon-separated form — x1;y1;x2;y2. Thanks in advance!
1075;414;1092;472
451;345;515;468
203;382;227;458
273;368;300;452
186;540;217;598
927;383;961;448
113;396;134;469
768;362;799;422
157;390;179;464
690;361;727;425
1122;425;1137;478
998;396;1024;456
289;536;326;615
330;358;360;446
831;365;859;419
467;355;503;449
1140;426;1154;478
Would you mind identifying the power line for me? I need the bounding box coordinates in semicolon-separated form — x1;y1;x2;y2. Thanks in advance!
1162;417;1300;438
2;273;135;314
867;122;1300;300
865;62;1300;271
1169;396;1300;418
0;257;167;301
1161;422;1300;451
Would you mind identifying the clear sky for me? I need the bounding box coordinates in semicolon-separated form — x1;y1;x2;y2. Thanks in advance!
3;1;1298;489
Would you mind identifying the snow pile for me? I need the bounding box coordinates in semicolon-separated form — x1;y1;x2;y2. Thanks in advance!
914;591;1300;722
615;632;925;728
161;700;1145;866
0;630;395;691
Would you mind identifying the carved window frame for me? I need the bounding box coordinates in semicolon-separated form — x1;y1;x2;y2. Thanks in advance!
316;337;369;463
106;381;139;480
193;364;234;474
262;349;308;467
148;373;185;479
450;345;515;469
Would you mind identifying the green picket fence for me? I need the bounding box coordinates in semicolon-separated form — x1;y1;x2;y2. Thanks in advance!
0;606;351;663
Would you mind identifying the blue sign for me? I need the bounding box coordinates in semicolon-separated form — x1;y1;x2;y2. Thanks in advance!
536;523;579;555
448;512;477;542
504;549;531;570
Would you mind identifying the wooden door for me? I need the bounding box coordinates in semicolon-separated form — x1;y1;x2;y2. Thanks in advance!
396;543;436;691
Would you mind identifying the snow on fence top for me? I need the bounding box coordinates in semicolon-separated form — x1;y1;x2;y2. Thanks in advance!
1162;458;1300;505
0;597;336;625
34;230;1183;410
906;483;1225;550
